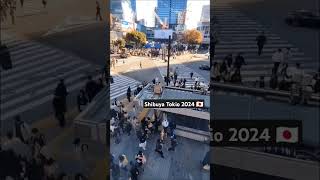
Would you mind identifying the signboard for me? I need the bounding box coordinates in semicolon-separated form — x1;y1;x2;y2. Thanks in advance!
154;29;173;39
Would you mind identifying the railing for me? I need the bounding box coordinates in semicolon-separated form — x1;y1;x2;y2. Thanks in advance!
213;82;320;103
212;147;320;180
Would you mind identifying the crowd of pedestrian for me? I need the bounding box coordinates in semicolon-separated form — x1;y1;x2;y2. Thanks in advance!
212;31;320;103
0;116;88;180
53;76;105;128
110;96;179;180
212;52;246;84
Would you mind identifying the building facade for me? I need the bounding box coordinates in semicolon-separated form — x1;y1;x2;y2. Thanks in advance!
200;5;210;23
197;4;210;46
197;21;210;45
157;0;187;28
110;0;135;23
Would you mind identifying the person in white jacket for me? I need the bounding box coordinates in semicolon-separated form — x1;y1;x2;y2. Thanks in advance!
272;48;284;72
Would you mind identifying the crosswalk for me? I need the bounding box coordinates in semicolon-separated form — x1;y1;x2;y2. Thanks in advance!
155;62;209;89
43;16;99;36
0;33;100;121
16;0;47;17
110;73;140;100
213;4;318;84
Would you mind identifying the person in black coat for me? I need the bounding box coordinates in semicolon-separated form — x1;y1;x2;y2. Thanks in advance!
85;76;98;102
129;161;139;180
256;31;267;56
77;89;88;112
14;115;27;143
53;96;65;127
96;78;104;92
168;135;177;151
0;44;13;70
155;139;164;158
54;79;68;112
127;86;132;102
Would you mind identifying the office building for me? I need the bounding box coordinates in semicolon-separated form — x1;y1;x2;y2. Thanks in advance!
110;0;135;23
200;5;210;22
136;0;157;27
197;21;210;45
157;0;188;28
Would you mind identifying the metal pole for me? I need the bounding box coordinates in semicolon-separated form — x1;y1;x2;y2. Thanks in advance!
166;35;171;86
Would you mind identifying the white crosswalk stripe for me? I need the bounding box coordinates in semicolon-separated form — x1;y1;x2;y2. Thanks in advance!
43;16;99;36
0;34;100;121
110;74;140;100
16;0;47;17
155;63;209;89
214;4;318;84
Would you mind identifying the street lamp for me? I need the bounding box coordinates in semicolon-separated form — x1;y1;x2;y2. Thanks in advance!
166;35;171;86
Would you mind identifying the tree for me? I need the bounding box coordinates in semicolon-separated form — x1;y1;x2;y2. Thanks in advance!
114;38;126;50
124;30;147;48
183;29;203;46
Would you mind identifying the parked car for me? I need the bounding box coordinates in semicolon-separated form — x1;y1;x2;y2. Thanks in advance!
199;64;210;71
285;10;320;28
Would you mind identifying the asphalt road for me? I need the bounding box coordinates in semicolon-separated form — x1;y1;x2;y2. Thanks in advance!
223;0;320;63
182;59;210;82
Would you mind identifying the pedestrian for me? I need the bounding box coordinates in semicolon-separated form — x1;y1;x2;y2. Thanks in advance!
85;76;98;102
96;78;104;92
173;72;178;82
269;69;278;89
194;76;200;87
20;0;24;7
0;44;13;70
129;161;139;180
52;96;65;127
272;49;283;72
54;79;68;113
162;117;169;137
155;139;164;158
42;0;47;8
77;89;88;112
140;61;142;68
95;1;102;21
224;53;233;67
190;72;193;79
135;150;146;167
282;47;292;65
9;4;15;25
127;86;132;102
125;121;132;136
202;151;210;171
111;163;120;180
14;115;31;143
256;31;267;56
168;135;177;151
118;154;129;171
234;52;246;70
138;133;147;150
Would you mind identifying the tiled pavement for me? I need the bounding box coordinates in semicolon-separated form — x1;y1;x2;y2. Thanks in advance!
110;132;210;180
110;99;210;180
